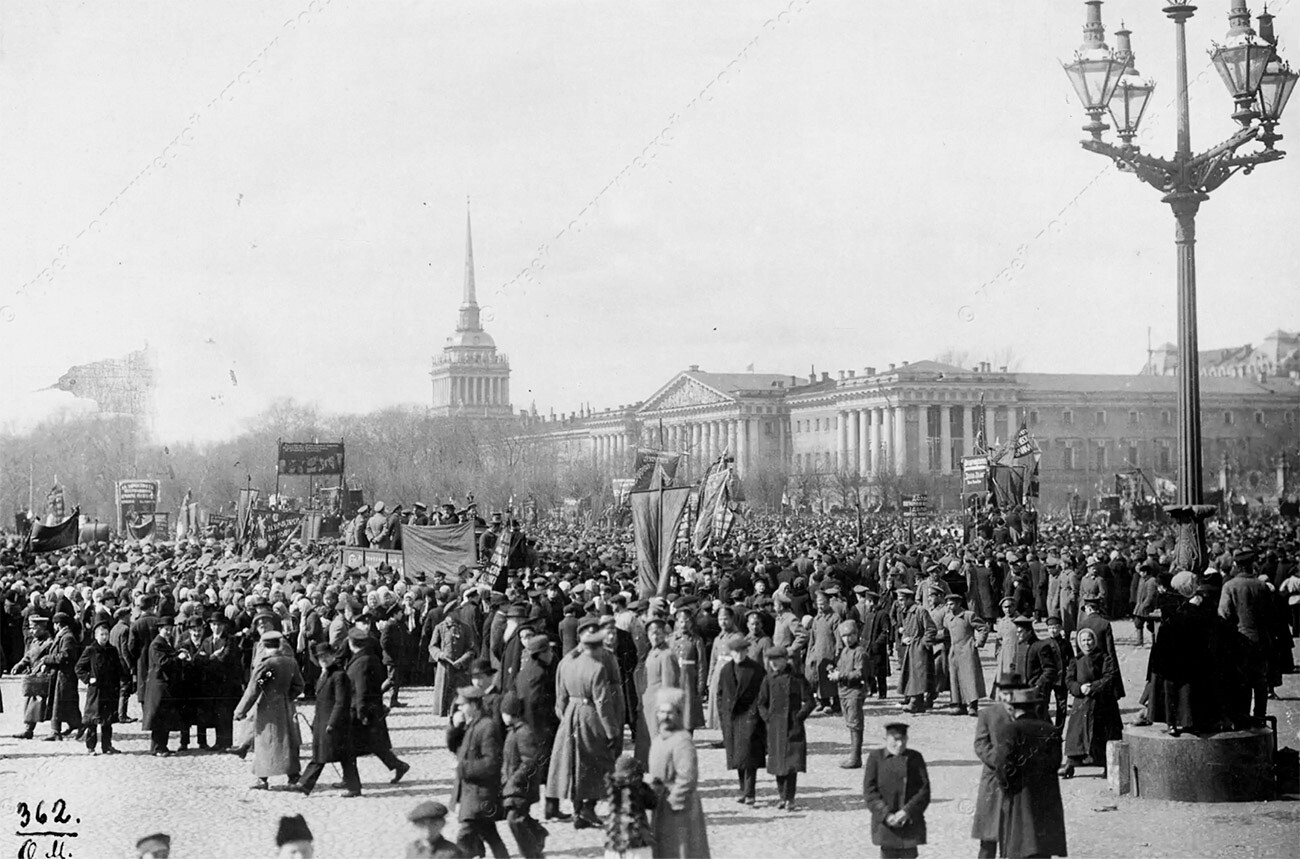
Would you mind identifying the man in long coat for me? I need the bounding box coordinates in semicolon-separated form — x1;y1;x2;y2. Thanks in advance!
143;616;183;755
44;612;83;739
666;603;706;731
1219;552;1275;727
804;589;843;714
648;687;711;859
108;607;135;723
856;590;892;699
10;617;54;739
895;589;937;713
128;596;161;706
705;606;746;730
429;611;476;717
514;634;567;822
636;618;682;764
233;630;304;789
1008;616;1060;716
863;722;931;859
296;641;359;796
971;672;1024;858
994;687;1068;858
546;621;620;828
448;685;509;858
198;613;244;750
756;645;815;810
943;594;987;715
74;614;123;754
347;628;411;782
717;636;765;803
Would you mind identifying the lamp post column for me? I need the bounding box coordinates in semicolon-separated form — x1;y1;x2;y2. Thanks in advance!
1168;192;1205;506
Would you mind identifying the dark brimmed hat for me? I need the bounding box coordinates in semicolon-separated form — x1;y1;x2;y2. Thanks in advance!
883;722;909;735
764;645;788;659
470;658;495;677
157;615;176;628
995;671;1027;689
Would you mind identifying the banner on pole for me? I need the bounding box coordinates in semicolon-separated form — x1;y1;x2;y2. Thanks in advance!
115;479;160;533
26;507;81;553
632;449;682;491
631;487;693;597
401;522;476;580
277;442;345;476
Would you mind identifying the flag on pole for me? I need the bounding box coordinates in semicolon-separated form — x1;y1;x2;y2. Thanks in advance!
1013;422;1034;458
974;393;987;454
692;455;740;552
631;487;694;597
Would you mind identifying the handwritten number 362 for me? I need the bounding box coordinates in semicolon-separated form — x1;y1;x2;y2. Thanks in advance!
16;799;71;829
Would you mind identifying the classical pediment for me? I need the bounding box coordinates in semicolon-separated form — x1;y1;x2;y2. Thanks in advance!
639;374;734;413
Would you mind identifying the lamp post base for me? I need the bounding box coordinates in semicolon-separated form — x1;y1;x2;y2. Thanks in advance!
1163;504;1216;573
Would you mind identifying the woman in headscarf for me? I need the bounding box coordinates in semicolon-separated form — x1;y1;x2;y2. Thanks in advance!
1060;626;1122;778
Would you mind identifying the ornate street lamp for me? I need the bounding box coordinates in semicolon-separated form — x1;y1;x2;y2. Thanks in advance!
1209;0;1275;124
1109;25;1157;146
1061;0;1290;571
1257;7;1299;147
1062;1;1131;139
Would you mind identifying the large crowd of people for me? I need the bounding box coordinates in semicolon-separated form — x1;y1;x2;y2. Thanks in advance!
1;505;1297;858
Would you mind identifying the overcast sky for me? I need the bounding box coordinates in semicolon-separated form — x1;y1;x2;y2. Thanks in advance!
1;0;1296;441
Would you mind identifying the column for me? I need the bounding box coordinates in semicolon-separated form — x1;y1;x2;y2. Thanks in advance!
838;411;851;473
894;405;908;475
736;419;749;475
777;418;786;466
856;409;868;474
940;405;954;474
868;408;881;474
882;408;894;474
917;404;930;472
727;419;738;457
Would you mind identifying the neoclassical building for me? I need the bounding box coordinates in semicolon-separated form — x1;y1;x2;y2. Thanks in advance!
515;351;1299;509
430;206;513;418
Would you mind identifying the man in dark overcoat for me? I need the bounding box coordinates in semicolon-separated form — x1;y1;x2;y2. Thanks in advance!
127;595;161;706
74;614;123;754
717;635;765;803
856;589;892;699
756;645;815;810
448;685;509;858
1008;617;1060;717
297;642;360;796
863;722;931;859
514;633;567;822
142;616;182;756
971;672;1024;858
198;613;244;750
501;691;548;858
994;687;1068;859
347;627;411;783
108;607;136;723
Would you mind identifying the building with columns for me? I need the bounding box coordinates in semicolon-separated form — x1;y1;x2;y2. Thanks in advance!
517;351;1298;509
430;206;513;418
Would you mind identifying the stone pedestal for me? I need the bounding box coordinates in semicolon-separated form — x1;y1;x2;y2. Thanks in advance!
1122;725;1274;802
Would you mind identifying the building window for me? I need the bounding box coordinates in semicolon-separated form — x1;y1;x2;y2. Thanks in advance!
1029;410;1039;427
1127;443;1139;466
1158;442;1171;472
1254;410;1264;425
1128;410;1140;426
1095;410;1106;427
1063;447;1076;471
1063;409;1074;426
1223;410;1234;426
1161;409;1172;427
814;419;820;432
1093;443;1106;471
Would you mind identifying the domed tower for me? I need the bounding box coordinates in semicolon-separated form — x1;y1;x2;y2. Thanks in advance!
430;202;512;418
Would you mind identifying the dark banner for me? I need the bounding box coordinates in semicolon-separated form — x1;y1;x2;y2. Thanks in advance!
632;448;682;491
401;522;476;580
632;486;693;597
27;508;81;554
277;441;344;476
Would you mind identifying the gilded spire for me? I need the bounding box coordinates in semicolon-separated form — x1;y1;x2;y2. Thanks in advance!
458;196;481;332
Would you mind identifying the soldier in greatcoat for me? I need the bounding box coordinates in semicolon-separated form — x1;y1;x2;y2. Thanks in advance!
233;629;303;789
716;635;765;803
546;620;620;829
429;610;476;717
296;641;360;797
971;672;1024;858
666;600;707;731
943;594;987;715
993;687;1068;859
10;616;54;739
648;686;711;859
894;588;937;713
756;645;815;810
636;618;681;765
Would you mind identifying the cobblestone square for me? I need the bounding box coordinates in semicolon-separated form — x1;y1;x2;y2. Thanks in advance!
3;621;1296;859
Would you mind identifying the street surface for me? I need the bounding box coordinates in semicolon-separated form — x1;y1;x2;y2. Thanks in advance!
2;620;1297;858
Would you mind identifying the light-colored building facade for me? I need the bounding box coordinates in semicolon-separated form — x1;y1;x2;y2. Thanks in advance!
516;350;1299;509
430;208;513;418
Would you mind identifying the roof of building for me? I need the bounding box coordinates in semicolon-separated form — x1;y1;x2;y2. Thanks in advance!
684;370;798;394
1015;372;1298;397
